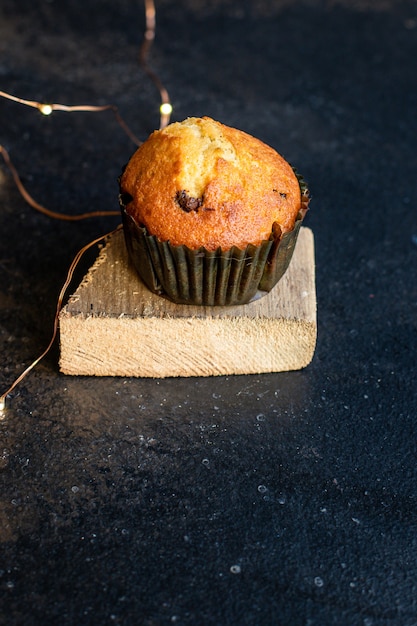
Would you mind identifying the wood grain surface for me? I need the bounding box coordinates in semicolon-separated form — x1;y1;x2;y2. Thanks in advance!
59;227;316;377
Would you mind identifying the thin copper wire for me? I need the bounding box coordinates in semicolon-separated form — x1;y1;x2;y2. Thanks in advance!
0;0;174;410
139;0;172;128
0;145;120;221
0;90;141;146
0;225;123;413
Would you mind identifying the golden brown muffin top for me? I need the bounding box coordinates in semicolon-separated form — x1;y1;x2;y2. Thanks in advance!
120;116;301;251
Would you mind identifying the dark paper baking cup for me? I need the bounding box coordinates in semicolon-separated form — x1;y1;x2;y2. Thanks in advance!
120;173;309;306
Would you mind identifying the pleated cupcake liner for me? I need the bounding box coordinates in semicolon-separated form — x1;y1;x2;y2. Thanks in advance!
120;171;310;306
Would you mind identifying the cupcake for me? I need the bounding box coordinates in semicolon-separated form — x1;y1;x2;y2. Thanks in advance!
119;116;309;305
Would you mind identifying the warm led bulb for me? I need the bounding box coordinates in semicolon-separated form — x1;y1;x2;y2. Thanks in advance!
39;104;53;116
160;102;172;116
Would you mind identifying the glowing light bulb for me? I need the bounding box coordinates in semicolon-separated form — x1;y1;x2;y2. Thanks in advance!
39;104;53;116
160;102;172;116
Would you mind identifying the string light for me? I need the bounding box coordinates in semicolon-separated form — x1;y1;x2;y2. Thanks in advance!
0;89;141;146
0;0;173;411
39;104;53;116
139;0;172;128
0;226;123;417
143;0;156;41
160;102;173;116
0;145;120;221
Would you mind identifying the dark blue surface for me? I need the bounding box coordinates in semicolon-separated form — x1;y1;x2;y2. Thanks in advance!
1;1;417;624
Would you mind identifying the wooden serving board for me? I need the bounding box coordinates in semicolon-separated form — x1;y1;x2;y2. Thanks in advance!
59;227;316;377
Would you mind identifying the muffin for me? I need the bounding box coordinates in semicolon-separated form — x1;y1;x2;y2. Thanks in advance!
119;116;309;305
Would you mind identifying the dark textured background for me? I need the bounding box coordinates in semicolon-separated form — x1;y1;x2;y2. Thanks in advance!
1;1;417;624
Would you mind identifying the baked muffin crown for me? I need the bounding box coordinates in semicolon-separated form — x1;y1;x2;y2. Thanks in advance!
120;116;302;251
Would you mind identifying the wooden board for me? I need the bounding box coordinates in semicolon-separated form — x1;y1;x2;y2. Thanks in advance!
59;227;316;377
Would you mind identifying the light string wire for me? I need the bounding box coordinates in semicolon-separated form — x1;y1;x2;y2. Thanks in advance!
140;0;172;129
0;226;123;412
0;144;121;220
0;89;142;146
0;0;172;413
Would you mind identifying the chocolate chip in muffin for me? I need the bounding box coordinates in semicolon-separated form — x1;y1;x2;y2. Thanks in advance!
176;190;203;212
